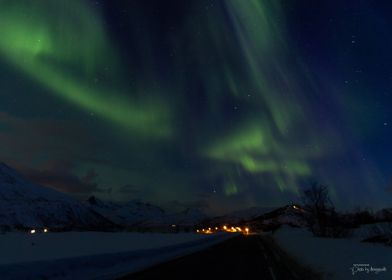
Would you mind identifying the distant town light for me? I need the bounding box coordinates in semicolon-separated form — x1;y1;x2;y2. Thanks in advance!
215;227;218;230
171;224;176;227
196;229;199;233
30;229;36;234
245;227;249;234
223;225;227;230
43;228;48;233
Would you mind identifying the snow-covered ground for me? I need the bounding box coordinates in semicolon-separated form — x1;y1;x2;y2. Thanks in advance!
0;231;233;279
274;225;392;280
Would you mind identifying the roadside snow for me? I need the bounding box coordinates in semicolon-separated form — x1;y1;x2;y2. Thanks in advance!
0;232;233;279
0;231;219;265
274;226;392;280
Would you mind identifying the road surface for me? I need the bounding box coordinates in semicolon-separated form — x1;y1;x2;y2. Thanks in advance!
118;234;320;280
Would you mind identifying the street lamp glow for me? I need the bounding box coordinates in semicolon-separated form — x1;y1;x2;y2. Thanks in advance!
30;229;36;234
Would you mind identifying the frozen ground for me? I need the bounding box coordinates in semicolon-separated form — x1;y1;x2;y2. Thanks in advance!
0;231;233;279
274;225;392;280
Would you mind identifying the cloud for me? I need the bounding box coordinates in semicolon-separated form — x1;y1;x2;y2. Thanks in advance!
386;181;392;193
20;160;102;194
164;199;210;212
118;184;141;195
0;112;99;162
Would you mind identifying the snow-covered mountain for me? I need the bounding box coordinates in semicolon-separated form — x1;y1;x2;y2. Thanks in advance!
375;208;392;221
167;208;208;226
0;162;208;231
249;205;307;229
87;196;167;227
86;196;208;227
207;206;278;224
0;163;112;230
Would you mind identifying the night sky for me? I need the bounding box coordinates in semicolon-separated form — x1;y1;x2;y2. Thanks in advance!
0;0;391;214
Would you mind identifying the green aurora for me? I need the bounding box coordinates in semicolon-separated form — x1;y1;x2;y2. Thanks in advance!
0;0;172;138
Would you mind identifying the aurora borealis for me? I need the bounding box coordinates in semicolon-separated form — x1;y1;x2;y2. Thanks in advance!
1;0;391;214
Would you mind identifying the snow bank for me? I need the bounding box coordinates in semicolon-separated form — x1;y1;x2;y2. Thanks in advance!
274;226;392;280
0;232;232;279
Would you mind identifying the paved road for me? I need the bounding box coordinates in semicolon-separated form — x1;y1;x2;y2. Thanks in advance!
118;234;320;280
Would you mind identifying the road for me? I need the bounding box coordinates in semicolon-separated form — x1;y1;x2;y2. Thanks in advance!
118;234;320;280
